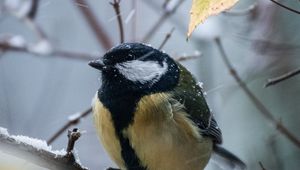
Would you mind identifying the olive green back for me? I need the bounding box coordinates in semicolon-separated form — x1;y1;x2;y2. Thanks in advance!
172;62;211;129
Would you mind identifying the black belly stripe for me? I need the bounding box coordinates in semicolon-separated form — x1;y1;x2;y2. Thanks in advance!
99;91;147;170
119;135;146;170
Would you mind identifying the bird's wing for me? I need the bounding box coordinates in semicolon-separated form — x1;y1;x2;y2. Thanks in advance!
172;63;222;144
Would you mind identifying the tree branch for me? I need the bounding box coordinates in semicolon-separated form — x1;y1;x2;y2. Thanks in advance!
66;128;81;155
259;161;267;170
47;107;92;145
265;67;300;87
214;37;300;148
270;0;300;15
142;0;184;42
110;0;125;43
175;52;202;62
0;128;88;170
158;27;175;50
0;41;96;61
1;2;99;61
63;128;83;165
131;0;137;41
74;0;113;50
27;0;39;19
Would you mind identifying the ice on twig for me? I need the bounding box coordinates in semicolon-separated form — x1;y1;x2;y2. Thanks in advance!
68;112;82;122
28;39;53;55
7;35;26;48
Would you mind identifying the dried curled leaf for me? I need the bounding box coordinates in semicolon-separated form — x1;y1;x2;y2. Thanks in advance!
187;0;239;37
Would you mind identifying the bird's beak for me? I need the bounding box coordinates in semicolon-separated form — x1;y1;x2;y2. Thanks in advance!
88;59;105;70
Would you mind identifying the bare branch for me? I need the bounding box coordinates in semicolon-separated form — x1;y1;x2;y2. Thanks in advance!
0;128;88;170
142;0;187;35
74;0;113;50
110;0;125;43
162;0;171;9
27;0;39;19
0;41;96;61
267;134;284;169
131;0;137;41
47;107;92;145
265;67;300;87
259;161;267;170
142;0;184;42
158;27;175;50
175;52;202;62
270;0;300;15
66;128;81;155
214;37;300;148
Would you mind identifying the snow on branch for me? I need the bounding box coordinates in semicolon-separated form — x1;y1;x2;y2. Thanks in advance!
0;127;88;170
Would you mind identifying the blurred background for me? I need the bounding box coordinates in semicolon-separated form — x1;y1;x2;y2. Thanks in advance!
0;0;299;169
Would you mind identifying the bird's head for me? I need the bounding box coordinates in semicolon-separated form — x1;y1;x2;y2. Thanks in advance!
89;43;180;96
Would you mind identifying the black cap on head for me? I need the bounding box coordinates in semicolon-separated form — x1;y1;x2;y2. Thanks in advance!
90;42;180;95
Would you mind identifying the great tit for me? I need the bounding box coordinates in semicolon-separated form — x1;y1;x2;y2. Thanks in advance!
89;43;245;170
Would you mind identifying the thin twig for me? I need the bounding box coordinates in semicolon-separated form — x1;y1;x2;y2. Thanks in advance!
270;0;300;15
131;0;137;41
158;27;175;50
47;107;92;145
66;128;81;154
175;52;202;62
214;37;300;148
142;0;187;35
64;128;82;164
163;0;171;9
4;3;47;46
0;41;96;61
22;12;48;41
223;3;257;16
142;0;184;42
27;0;39;19
74;0;113;50
110;0;125;43
259;161;267;170
265;67;300;87
267;133;284;169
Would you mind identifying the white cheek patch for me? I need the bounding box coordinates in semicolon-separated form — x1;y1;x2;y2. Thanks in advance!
115;60;168;84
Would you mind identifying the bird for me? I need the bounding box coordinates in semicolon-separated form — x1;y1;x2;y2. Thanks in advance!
89;43;245;170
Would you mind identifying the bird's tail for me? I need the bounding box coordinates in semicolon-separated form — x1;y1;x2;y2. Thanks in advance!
212;145;246;170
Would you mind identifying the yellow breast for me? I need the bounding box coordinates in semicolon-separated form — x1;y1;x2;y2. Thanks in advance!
93;97;126;169
125;93;213;170
93;93;213;170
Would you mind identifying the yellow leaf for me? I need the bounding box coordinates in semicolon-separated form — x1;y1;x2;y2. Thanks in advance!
187;0;239;37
